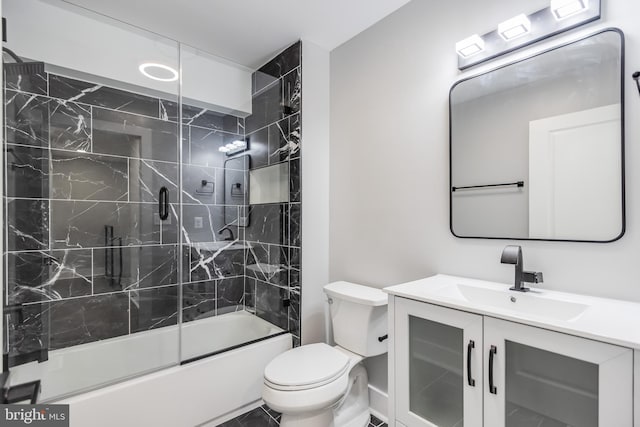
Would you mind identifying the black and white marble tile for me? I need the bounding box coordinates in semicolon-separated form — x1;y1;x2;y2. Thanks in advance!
246;127;269;169
182;164;217;205
289;269;300;294
183;106;242;134
49;75;162;118
49;99;92;152
245;204;286;245
268;244;290;287
183;280;217;322
4;301;50;368
129;159;178;203
181;204;227;243
6;198;49;251
245;242;270;282
4;68;48;95
288;291;300;337
6;250;92;304
5;90;49;147
255;41;301;87
51;201;160;248
187;243;245;283
93;244;178;293
50;150;129;201
282;67;301;116
244;279;256;313
47;292;130;350
159;100;243;134
289;157;300;203
287;203;301;247
288;114;301;159
162;203;180;246
6;145;50;199
217;276;245;315
255;280;289;330
130;285;179;332
245;80;283;134
92;107;178;162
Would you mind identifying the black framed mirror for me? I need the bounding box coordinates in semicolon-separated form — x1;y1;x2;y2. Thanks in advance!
450;28;625;242
224;154;250;227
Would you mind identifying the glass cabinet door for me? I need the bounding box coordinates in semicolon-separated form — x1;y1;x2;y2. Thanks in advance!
484;317;632;427
395;298;483;427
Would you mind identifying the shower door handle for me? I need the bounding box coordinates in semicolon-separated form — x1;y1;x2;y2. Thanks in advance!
159;187;169;221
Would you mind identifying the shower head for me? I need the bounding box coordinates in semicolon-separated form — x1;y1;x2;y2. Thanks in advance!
2;47;45;76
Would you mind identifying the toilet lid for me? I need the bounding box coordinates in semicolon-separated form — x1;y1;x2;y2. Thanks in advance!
264;343;350;388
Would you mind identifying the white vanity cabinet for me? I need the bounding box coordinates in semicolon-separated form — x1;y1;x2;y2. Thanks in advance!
391;295;633;427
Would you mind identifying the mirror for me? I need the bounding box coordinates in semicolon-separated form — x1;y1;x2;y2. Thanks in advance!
224;154;250;227
450;29;624;242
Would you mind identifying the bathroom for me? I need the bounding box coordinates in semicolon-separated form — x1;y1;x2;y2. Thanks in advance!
1;0;639;425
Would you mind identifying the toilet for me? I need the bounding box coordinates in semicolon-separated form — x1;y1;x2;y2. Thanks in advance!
262;281;388;427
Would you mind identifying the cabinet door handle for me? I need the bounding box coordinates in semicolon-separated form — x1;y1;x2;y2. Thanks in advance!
467;340;476;387
489;345;497;394
159;187;169;221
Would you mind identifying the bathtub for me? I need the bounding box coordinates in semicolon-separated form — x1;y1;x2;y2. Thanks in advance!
8;311;287;405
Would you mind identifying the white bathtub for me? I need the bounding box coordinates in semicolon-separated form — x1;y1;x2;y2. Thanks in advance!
8;310;285;402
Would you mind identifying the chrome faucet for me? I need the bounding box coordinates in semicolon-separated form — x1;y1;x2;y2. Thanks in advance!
500;245;543;292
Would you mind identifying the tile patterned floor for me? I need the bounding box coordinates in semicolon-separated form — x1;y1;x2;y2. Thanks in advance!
218;404;388;427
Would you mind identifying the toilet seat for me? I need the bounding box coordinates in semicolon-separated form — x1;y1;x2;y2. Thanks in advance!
264;343;350;391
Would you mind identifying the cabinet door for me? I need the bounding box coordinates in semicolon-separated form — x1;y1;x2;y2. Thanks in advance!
395;298;483;427
484;317;633;427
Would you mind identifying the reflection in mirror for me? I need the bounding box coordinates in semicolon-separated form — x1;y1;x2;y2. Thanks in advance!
450;29;624;242
224;155;250;227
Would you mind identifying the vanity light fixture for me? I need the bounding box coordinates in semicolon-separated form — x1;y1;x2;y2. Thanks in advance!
218;140;247;155
498;14;532;41
456;35;485;58
139;63;179;82
457;0;601;70
550;0;589;20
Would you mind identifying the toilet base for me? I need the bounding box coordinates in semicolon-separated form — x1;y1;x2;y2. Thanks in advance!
278;363;370;427
280;409;334;427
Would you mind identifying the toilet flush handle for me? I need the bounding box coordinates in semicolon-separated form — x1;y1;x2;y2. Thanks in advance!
378;334;388;342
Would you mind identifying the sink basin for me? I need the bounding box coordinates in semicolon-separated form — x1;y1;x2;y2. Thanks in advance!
435;283;589;322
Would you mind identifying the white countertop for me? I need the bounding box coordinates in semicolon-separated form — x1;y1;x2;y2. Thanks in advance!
384;274;640;350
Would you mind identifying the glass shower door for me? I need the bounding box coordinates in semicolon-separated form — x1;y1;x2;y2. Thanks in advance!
3;0;181;400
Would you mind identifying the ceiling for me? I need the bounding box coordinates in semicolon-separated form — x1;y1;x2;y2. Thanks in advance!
61;0;412;69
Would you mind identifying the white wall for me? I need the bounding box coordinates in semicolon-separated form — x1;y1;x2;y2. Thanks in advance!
301;40;331;345
330;0;640;395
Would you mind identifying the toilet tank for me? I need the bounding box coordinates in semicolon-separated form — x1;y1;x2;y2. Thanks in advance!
324;281;388;357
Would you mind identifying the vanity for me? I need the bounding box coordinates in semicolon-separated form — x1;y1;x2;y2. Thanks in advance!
385;274;640;427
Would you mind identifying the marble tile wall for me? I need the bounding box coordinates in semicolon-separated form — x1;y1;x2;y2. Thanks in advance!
3;67;246;365
3;40;302;367
244;41;302;346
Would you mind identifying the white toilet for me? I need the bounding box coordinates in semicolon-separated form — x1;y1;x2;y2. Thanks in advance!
262;281;388;427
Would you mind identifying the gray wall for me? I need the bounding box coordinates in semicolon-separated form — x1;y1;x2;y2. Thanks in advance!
329;0;640;393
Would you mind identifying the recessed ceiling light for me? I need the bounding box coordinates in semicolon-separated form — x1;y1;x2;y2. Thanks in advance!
498;14;532;41
139;63;179;82
456;35;485;58
550;0;589;20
